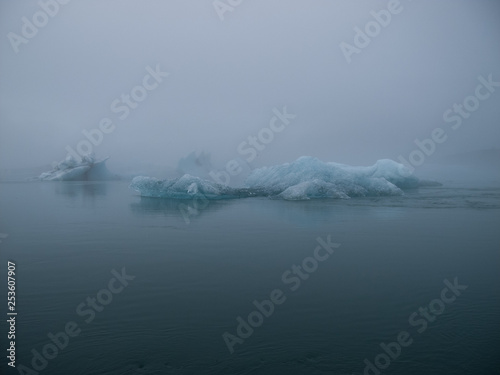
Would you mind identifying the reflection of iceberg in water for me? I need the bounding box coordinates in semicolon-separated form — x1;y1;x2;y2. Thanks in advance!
53;181;108;198
129;195;232;222
130;156;433;201
38;154;119;181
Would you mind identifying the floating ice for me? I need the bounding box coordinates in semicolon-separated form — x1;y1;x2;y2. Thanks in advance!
130;174;258;199
245;156;419;200
130;156;423;200
38;154;117;181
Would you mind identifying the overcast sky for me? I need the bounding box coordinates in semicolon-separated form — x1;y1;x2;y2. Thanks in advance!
1;0;499;173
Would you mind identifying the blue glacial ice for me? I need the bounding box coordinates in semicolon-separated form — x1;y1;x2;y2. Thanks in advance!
245;156;420;200
130;174;260;200
130;156;424;200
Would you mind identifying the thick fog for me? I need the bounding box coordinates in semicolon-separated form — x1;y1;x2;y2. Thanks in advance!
1;0;499;177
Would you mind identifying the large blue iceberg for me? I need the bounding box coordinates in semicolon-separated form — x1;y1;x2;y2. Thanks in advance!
245;157;420;199
130;156;425;200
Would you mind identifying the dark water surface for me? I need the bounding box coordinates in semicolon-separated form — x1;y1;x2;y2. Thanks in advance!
1;181;499;374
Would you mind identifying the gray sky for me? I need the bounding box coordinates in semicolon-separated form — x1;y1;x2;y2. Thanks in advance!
1;0;499;173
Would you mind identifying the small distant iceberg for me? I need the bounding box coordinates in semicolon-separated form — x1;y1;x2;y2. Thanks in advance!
175;150;252;186
176;151;214;178
38;154;118;181
130;156;431;200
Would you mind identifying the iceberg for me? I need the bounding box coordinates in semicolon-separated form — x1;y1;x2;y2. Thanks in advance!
130;156;424;200
176;151;214;178
245;156;420;200
38;154;118;181
130;174;260;199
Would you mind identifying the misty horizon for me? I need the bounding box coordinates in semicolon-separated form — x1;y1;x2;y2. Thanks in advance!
1;0;499;174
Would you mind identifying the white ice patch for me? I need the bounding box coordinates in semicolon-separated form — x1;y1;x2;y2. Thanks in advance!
38;154;115;181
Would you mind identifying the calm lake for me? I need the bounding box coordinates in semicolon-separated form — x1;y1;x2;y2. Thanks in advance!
0;180;499;374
